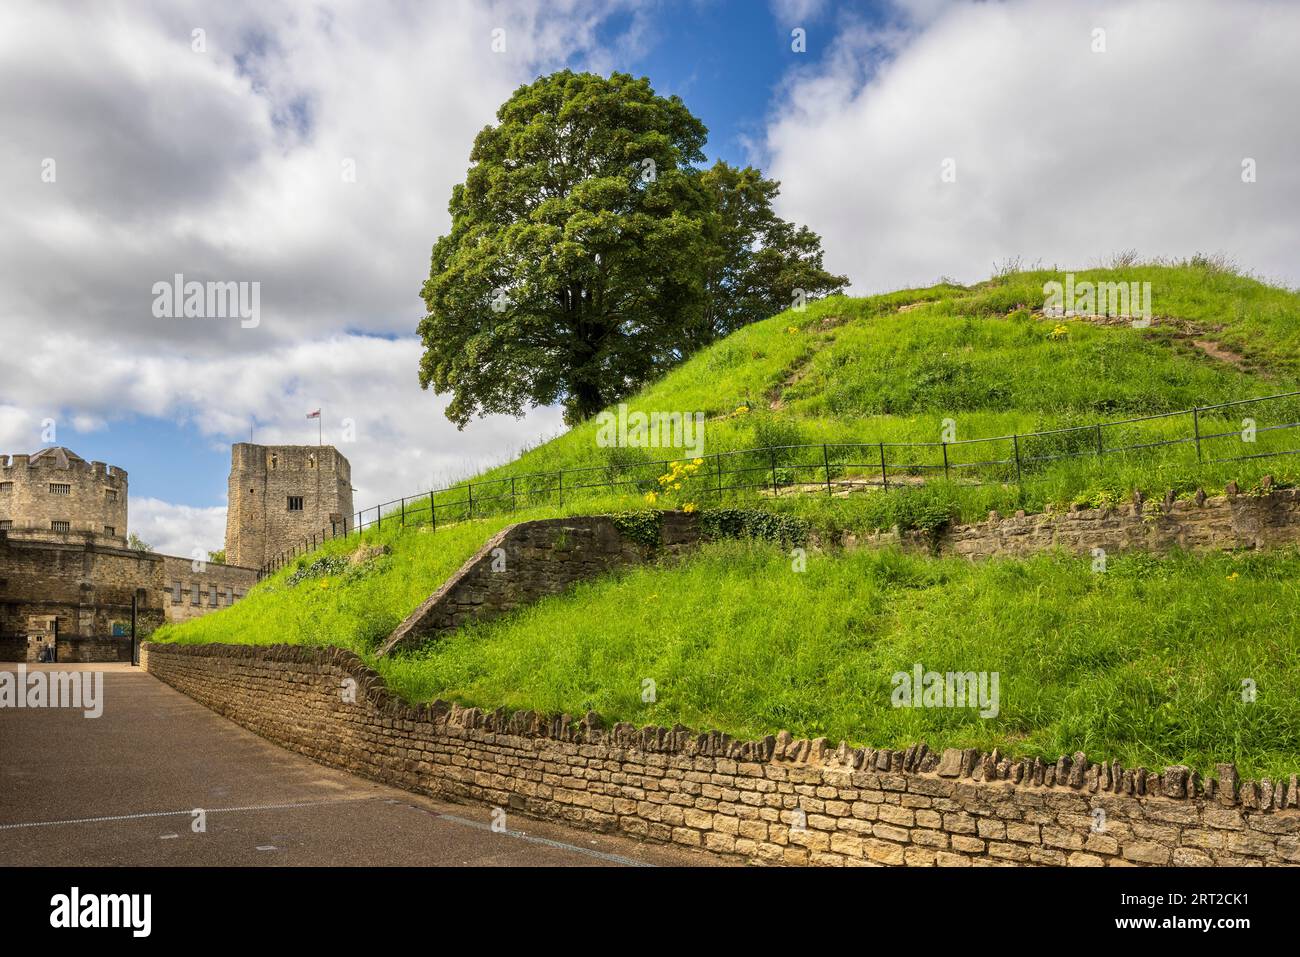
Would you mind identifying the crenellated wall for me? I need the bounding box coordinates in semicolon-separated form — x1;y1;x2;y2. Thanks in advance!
0;448;128;544
225;444;354;570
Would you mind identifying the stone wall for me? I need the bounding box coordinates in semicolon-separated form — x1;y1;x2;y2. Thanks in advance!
143;642;1300;867
56;635;133;663
0;534;254;659
844;485;1300;560
159;555;259;624
0;532;164;648
378;513;698;656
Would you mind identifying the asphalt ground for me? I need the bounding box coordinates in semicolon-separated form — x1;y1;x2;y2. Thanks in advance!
0;663;721;867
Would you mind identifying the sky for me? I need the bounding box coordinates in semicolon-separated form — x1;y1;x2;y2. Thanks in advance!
1;0;1297;558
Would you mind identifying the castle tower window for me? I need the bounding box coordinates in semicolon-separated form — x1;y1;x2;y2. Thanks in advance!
172;582;182;604
51;520;70;532
105;489;117;503
191;583;200;605
49;483;71;496
287;496;304;511
104;526;115;537
0;481;12;493
0;520;11;530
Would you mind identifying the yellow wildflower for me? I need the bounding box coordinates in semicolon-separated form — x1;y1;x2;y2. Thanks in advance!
644;491;658;504
683;503;697;513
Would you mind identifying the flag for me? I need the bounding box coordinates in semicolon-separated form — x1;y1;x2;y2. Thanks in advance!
307;409;321;419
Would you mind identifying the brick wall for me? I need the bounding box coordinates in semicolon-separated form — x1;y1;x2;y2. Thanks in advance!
142;642;1300;867
844;485;1300;559
378;513;698;656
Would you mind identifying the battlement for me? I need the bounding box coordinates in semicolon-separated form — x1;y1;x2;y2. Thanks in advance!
229;443;351;482
225;444;354;568
0;448;128;483
0;447;128;543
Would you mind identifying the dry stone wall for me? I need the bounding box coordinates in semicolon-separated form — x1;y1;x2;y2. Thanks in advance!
379;513;698;656
142;642;1300;867
845;485;1300;560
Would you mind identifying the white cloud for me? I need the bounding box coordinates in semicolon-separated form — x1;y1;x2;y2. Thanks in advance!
130;497;228;560
763;0;1300;293
0;0;622;547
769;0;829;24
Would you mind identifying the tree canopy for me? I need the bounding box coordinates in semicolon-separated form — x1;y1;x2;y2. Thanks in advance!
418;70;845;427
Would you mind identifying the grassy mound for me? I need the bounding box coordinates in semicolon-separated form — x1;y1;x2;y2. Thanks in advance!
154;262;1300;775
377;539;1300;779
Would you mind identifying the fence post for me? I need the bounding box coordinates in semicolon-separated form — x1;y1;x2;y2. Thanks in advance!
400;497;406;526
822;444;832;496
769;448;779;498
1192;407;1203;462
1095;424;1104;457
715;454;723;500
468;482;474;519
557;472;563;508
1013;434;1022;485
430;490;436;530
942;442;950;481
879;442;888;490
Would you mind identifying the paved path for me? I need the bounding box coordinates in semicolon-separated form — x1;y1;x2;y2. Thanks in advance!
0;663;720;867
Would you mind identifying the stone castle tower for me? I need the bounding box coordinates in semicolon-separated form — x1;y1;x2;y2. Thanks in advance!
225;444;354;568
0;447;128;544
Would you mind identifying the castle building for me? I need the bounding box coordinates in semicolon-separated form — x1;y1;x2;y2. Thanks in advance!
0;447;128;543
0;442;355;661
225;444;354;569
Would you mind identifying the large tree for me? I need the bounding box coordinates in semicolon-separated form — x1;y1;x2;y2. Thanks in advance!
418;71;846;427
688;161;847;355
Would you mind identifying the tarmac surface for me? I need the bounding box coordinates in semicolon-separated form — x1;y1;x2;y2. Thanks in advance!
0;663;720;867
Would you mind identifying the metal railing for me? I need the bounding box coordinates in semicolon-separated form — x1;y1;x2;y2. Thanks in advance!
258;389;1300;577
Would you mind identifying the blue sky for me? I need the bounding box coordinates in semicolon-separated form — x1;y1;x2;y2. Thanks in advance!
14;0;871;513
4;0;1299;556
593;0;843;167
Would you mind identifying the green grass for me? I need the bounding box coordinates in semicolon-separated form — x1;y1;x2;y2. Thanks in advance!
407;262;1300;532
154;261;1300;775
377;539;1300;779
149;497;640;651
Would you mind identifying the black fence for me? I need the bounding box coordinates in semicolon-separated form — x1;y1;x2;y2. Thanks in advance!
259;389;1300;577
